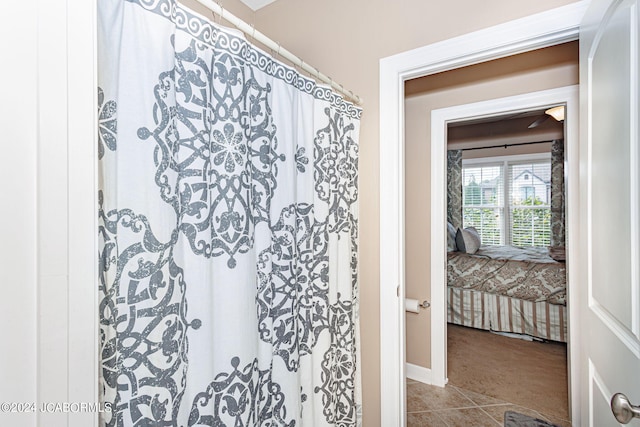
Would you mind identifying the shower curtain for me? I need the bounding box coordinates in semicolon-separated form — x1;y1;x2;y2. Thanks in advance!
97;1;362;426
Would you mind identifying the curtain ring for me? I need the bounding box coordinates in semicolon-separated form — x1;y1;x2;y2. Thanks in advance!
217;1;224;23
213;2;220;24
277;42;282;59
250;23;256;41
296;58;306;75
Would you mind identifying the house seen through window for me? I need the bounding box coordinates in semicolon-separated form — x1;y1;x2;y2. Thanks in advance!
462;154;551;247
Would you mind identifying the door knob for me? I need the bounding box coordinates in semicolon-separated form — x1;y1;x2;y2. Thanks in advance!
611;393;640;424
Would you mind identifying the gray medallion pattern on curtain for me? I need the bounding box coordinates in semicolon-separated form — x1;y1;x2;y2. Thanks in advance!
315;298;359;425
99;192;295;427
187;357;295;426
256;203;331;372
98;0;362;426
314;108;359;235
98;87;117;160
550;139;565;247
98;192;202;426
136;38;284;269
447;150;463;229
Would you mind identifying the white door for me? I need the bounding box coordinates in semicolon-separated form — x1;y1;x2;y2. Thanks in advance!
581;0;640;425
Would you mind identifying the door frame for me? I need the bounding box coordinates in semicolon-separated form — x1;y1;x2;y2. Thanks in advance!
378;2;589;425
430;84;580;413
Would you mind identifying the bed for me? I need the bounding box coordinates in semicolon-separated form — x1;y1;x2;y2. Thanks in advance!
447;245;567;342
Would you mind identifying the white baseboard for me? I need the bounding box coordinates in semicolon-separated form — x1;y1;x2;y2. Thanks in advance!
405;363;432;385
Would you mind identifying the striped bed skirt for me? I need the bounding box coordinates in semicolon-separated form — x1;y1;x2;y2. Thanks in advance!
447;287;567;343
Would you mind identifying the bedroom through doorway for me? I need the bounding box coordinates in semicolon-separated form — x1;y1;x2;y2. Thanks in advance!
443;107;571;425
405;43;578;424
405;86;577;425
395;9;586;426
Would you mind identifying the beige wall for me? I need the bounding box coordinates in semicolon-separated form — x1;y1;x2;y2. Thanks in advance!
405;41;578;370
181;1;580;425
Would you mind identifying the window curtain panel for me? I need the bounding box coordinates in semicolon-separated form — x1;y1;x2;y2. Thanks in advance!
97;1;362;426
447;149;463;229
550;139;565;247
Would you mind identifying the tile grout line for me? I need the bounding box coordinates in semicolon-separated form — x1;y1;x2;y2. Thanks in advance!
451;385;512;406
432;410;452;427
450;384;481;408
407;408;452;427
477;406;503;427
407;381;571;426
407;402;514;414
451;384;569;424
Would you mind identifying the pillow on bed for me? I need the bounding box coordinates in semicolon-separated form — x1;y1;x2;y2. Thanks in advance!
447;222;457;252
455;227;481;254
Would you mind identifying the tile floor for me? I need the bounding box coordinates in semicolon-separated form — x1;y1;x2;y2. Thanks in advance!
406;379;572;427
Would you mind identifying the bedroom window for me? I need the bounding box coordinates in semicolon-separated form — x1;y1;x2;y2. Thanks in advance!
462;154;551;247
462;164;504;245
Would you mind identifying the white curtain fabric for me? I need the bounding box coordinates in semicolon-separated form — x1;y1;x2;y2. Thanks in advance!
97;1;362;426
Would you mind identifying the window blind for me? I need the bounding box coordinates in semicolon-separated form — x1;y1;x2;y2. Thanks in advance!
508;161;551;247
462;157;552;247
462;164;504;245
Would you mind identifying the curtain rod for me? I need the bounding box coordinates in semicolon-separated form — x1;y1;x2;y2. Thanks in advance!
192;0;363;106
458;140;554;152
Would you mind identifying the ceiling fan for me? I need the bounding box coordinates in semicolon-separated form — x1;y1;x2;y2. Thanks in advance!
527;106;565;128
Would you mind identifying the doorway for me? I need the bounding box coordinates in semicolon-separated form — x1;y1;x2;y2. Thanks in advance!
379;3;587;426
428;85;578;387
442;98;573;424
403;86;578;425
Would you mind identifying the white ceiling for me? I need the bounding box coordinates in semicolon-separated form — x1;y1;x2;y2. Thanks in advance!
238;0;278;11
